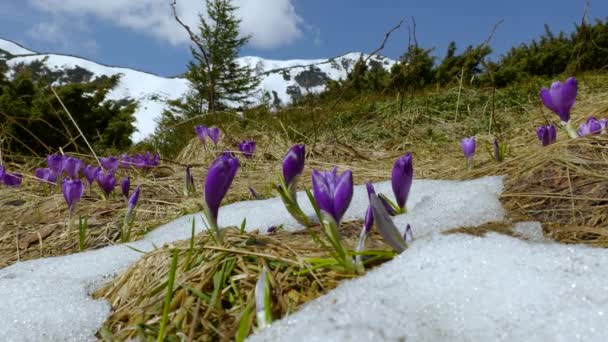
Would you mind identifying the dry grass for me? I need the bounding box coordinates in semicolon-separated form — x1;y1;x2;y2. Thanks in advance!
94;222;392;341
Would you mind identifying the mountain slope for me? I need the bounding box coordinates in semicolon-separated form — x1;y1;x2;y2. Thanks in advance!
0;38;395;142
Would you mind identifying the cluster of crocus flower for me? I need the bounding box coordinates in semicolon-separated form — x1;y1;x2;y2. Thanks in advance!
0;165;22;187
276;144;309;226
195;125;221;145
577;116;607;137
203;151;240;242
115;152;160;170
540;77;579;139
237;140;256;159
461;137;476;170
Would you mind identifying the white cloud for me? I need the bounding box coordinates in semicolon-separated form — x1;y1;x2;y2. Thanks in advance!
27;0;306;49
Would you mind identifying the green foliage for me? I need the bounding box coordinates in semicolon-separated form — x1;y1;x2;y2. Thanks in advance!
390;45;435;92
435;41;492;85
0;68;136;156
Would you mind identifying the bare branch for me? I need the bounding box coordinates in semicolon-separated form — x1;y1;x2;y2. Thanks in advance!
170;0;212;76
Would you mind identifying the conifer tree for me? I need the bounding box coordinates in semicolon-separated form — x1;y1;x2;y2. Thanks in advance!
175;0;260;116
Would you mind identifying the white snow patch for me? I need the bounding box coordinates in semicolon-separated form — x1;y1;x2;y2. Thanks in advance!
249;231;608;342
0;176;502;341
0;39;35;55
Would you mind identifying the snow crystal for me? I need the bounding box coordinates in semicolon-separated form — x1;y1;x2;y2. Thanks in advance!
0;177;504;341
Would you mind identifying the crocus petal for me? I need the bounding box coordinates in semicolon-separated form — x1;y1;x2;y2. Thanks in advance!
332;170;353;224
62;178;85;212
208;127;220;145
311;169;336;221
461;137;476;159
121;176;130;198
127;186;140;214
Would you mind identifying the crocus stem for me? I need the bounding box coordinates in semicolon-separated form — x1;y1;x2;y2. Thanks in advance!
355;227;367;274
563;121;579;139
467;158;472;172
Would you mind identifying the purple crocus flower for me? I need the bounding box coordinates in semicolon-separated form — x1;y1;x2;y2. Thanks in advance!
578;116;602;137
207;127;220;145
100;156;118;174
35;168;57;184
62;157;83;179
282;144;305;188
391;153;413;211
62;178;85;215
461;136;476;170
121;176;130;198
204;152;240;229
96;170;116;196
195;125;208;143
46;154;65;175
311;167;353;225
82;165;100;186
364;182;376;233
536;124;557;146
237;140;256;159
1;170;22;187
127;186;140;217
540;77;578;123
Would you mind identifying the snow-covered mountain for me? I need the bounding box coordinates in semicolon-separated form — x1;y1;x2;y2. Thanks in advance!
0;38;395;142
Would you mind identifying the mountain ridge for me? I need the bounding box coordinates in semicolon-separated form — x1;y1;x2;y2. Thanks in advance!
0;38;395;142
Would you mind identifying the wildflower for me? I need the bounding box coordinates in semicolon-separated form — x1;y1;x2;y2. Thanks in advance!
118;154;132;169
46;153;65;175
100;156;118;174
121;176;130;198
311;167;353;225
355;182;377;269
536;124;557;146
282;144;305;189
195;125;208;143
578;116;603;137
126;186;140;219
370;195;407;253
61;157;83;179
35;168;57;184
237;140;256;159
82;165;100;187
540;77;578;123
492;138;507;162
204;151;239;236
1;170;22;187
208;127;220;145
540;77;578;138
62;178;85;215
391;153;413;212
461;136;476;170
96;170;116;197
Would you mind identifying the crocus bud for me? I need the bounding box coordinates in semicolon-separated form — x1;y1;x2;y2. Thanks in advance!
62;178;85;215
204;152;240;229
540;77;577;123
282;144;305;189
364;182;376;233
100;156;118;174
208;127;220;145
62;157;83;179
184;165;195;195
96;170;116;196
311;167;353;225
536;124;557;146
195;125;208;143
121;176;130;198
82;165;100;186
127;186;140;217
391;153;413;211
237;140;256;159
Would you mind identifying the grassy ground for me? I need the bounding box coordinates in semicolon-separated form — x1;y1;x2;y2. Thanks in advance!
1;71;608;340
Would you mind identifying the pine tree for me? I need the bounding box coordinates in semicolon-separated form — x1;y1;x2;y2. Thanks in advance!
181;0;260;116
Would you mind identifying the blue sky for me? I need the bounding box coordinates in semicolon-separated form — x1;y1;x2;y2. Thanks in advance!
1;0;606;77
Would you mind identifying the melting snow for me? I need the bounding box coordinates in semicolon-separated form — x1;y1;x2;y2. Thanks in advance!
2;175;606;341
